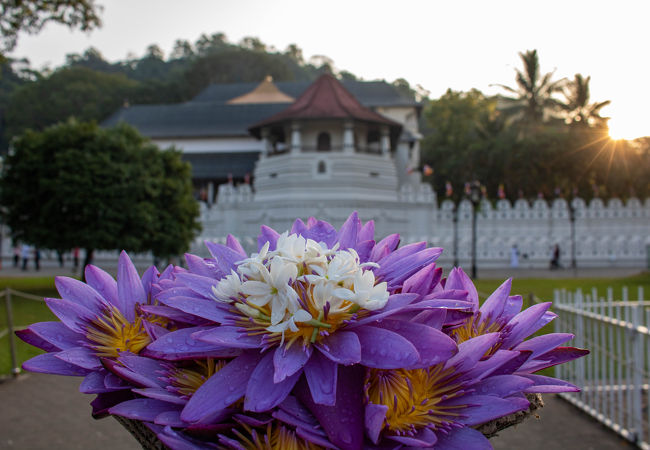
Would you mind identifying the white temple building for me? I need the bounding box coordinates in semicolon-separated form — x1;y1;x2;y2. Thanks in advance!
106;74;650;269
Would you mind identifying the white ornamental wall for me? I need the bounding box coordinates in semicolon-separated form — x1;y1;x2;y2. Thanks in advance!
196;189;650;269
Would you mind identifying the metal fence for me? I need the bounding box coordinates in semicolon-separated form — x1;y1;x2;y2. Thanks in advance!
1;287;45;377
554;286;649;449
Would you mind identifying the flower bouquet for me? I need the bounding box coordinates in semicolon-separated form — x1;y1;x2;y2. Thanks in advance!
18;212;588;449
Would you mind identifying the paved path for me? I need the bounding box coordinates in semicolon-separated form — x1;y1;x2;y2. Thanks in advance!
0;372;636;449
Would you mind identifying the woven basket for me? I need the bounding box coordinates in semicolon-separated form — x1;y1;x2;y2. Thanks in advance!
114;393;543;449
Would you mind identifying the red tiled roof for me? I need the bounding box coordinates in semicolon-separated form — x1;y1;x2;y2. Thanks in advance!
249;74;401;136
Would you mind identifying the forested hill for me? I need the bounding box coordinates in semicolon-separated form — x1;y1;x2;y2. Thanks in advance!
0;34;380;152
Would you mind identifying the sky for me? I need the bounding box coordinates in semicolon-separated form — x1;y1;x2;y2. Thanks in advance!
11;0;650;139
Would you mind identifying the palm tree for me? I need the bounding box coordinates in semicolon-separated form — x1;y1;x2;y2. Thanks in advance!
493;49;565;131
560;74;610;127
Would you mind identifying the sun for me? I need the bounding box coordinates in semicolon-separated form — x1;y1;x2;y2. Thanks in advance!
607;116;647;141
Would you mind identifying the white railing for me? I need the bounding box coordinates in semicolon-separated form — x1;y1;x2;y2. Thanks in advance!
554;286;649;449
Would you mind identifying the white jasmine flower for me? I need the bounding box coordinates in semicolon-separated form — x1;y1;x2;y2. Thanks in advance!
240;257;299;325
334;270;389;311
211;270;242;303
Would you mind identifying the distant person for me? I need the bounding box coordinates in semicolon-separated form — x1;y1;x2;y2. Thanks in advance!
57;250;64;268
73;247;80;270
34;248;41;271
550;244;560;270
12;246;20;267
21;244;30;271
510;244;519;268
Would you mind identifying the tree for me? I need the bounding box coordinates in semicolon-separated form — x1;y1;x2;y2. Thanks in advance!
0;120;201;273
560;74;610;127
1;0;102;55
493;49;564;132
5;66;139;137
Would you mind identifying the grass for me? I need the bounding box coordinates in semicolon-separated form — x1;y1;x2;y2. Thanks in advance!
0;276;59;376
474;272;650;303
1;272;648;376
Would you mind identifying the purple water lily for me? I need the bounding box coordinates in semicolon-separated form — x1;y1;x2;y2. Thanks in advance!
443;267;588;389
150;213;459;440
363;333;534;449
17;251;174;415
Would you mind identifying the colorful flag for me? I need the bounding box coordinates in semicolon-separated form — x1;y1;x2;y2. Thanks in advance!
497;183;506;199
423;164;433;176
445;181;453;197
464;182;471;196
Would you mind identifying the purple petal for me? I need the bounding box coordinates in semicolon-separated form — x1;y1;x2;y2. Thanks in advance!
503;295;523;322
464;349;525;380
472;374;535;397
336;211;360;249
139;305;206;325
295;365;365;450
109;398;174;421
258;225;280;251
55;276;109;315
245;351;302;412
117;354;168;386
446;394;530;426
273;343;312;383
296;428;338;449
521;374;580;393
192;326;262;349
103;371;131;390
355;239;375;263
354;325;419;369
513;333;574;359
303;351;337;406
117;251;146;321
44;297;94;334
379;319;457;367
20;321;80;350
205;241;244;274
445;333;500;373
500;302;553;349
226;234;247;257
402;263;437;296
159;296;230;323
388;427;437;447
22;352;90;376
185;253;219;278
434;427;492;450
304;219;338;247
145;327;243;361
182;351;263;423
154;410;185;427
291;218;308;236
358;219;375;242
140;265;160;299
80;370;115;393
91;390;134;418
518;347;590;373
84;265;119;306
378;241;426;269
369;233;400;262
156;285;198;302
378;247;443;289
316;330;361;364
352;293;418;327
444;267;478;309
133;388;187;405
478;278;512;322
15;329;59;352
365;402;388;444
55;346;101;369
174;273;220;301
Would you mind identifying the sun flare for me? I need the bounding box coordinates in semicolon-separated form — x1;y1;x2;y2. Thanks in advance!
608;116;647;141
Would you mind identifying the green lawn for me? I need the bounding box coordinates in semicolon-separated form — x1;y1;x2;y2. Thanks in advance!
1;272;648;376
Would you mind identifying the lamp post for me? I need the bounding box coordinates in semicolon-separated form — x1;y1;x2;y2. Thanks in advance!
568;197;577;274
468;181;482;279
452;202;459;268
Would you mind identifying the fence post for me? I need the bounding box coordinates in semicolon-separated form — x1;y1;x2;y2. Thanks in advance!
631;299;644;443
5;287;19;377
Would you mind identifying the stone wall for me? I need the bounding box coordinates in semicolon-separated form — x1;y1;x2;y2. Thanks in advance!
196;187;650;269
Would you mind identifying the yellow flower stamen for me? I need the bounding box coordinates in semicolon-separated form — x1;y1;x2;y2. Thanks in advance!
365;365;466;434
86;305;151;358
